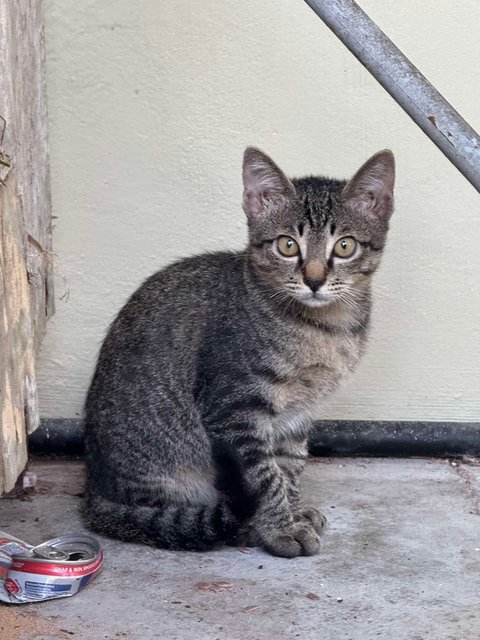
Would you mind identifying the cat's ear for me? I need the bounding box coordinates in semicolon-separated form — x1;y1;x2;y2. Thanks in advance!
342;150;395;220
242;147;295;219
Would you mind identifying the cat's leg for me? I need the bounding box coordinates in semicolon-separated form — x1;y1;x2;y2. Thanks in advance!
275;438;326;535
208;418;321;558
244;450;320;558
274;438;307;511
84;399;245;551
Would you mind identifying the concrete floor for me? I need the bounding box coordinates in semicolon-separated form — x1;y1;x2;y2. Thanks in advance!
1;457;480;640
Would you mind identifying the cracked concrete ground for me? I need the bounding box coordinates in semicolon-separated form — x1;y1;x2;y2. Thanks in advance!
1;457;480;640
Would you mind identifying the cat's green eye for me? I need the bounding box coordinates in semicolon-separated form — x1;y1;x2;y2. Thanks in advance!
277;236;300;257
333;237;357;259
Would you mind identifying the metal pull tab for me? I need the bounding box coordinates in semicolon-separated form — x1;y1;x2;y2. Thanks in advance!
31;545;69;561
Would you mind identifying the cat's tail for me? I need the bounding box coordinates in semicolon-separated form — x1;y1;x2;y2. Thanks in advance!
82;491;238;551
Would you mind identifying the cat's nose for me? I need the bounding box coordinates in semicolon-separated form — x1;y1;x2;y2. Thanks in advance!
302;258;327;293
303;276;325;293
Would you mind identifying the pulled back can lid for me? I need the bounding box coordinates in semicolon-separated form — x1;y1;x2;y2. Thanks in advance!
14;533;101;565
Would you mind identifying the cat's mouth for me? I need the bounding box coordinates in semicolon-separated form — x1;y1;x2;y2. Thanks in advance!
294;290;333;309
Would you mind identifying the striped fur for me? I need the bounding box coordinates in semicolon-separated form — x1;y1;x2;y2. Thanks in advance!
83;147;395;557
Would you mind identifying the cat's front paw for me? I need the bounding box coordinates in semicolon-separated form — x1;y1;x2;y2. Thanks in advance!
295;507;327;535
263;521;321;558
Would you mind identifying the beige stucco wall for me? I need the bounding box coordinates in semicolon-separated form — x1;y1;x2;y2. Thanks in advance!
38;0;480;421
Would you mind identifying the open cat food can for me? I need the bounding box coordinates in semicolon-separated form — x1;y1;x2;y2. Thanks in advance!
0;530;103;604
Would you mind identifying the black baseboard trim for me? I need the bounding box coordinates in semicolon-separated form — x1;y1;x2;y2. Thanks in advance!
309;420;480;457
30;418;480;458
30;419;84;455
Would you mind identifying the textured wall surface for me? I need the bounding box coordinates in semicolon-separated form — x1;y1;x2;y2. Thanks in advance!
38;0;480;421
0;0;52;492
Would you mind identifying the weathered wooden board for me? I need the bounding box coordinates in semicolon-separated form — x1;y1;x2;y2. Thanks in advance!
0;0;53;494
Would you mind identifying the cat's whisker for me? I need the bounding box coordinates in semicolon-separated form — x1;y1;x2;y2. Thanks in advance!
334;292;362;315
341;285;368;300
268;291;291;304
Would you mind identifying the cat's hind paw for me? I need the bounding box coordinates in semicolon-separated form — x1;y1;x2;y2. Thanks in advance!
263;521;321;558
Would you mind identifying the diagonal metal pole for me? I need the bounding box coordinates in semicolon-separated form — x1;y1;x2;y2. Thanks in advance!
304;0;480;194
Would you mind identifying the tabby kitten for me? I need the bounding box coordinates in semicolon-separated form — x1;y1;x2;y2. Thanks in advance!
83;147;395;558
